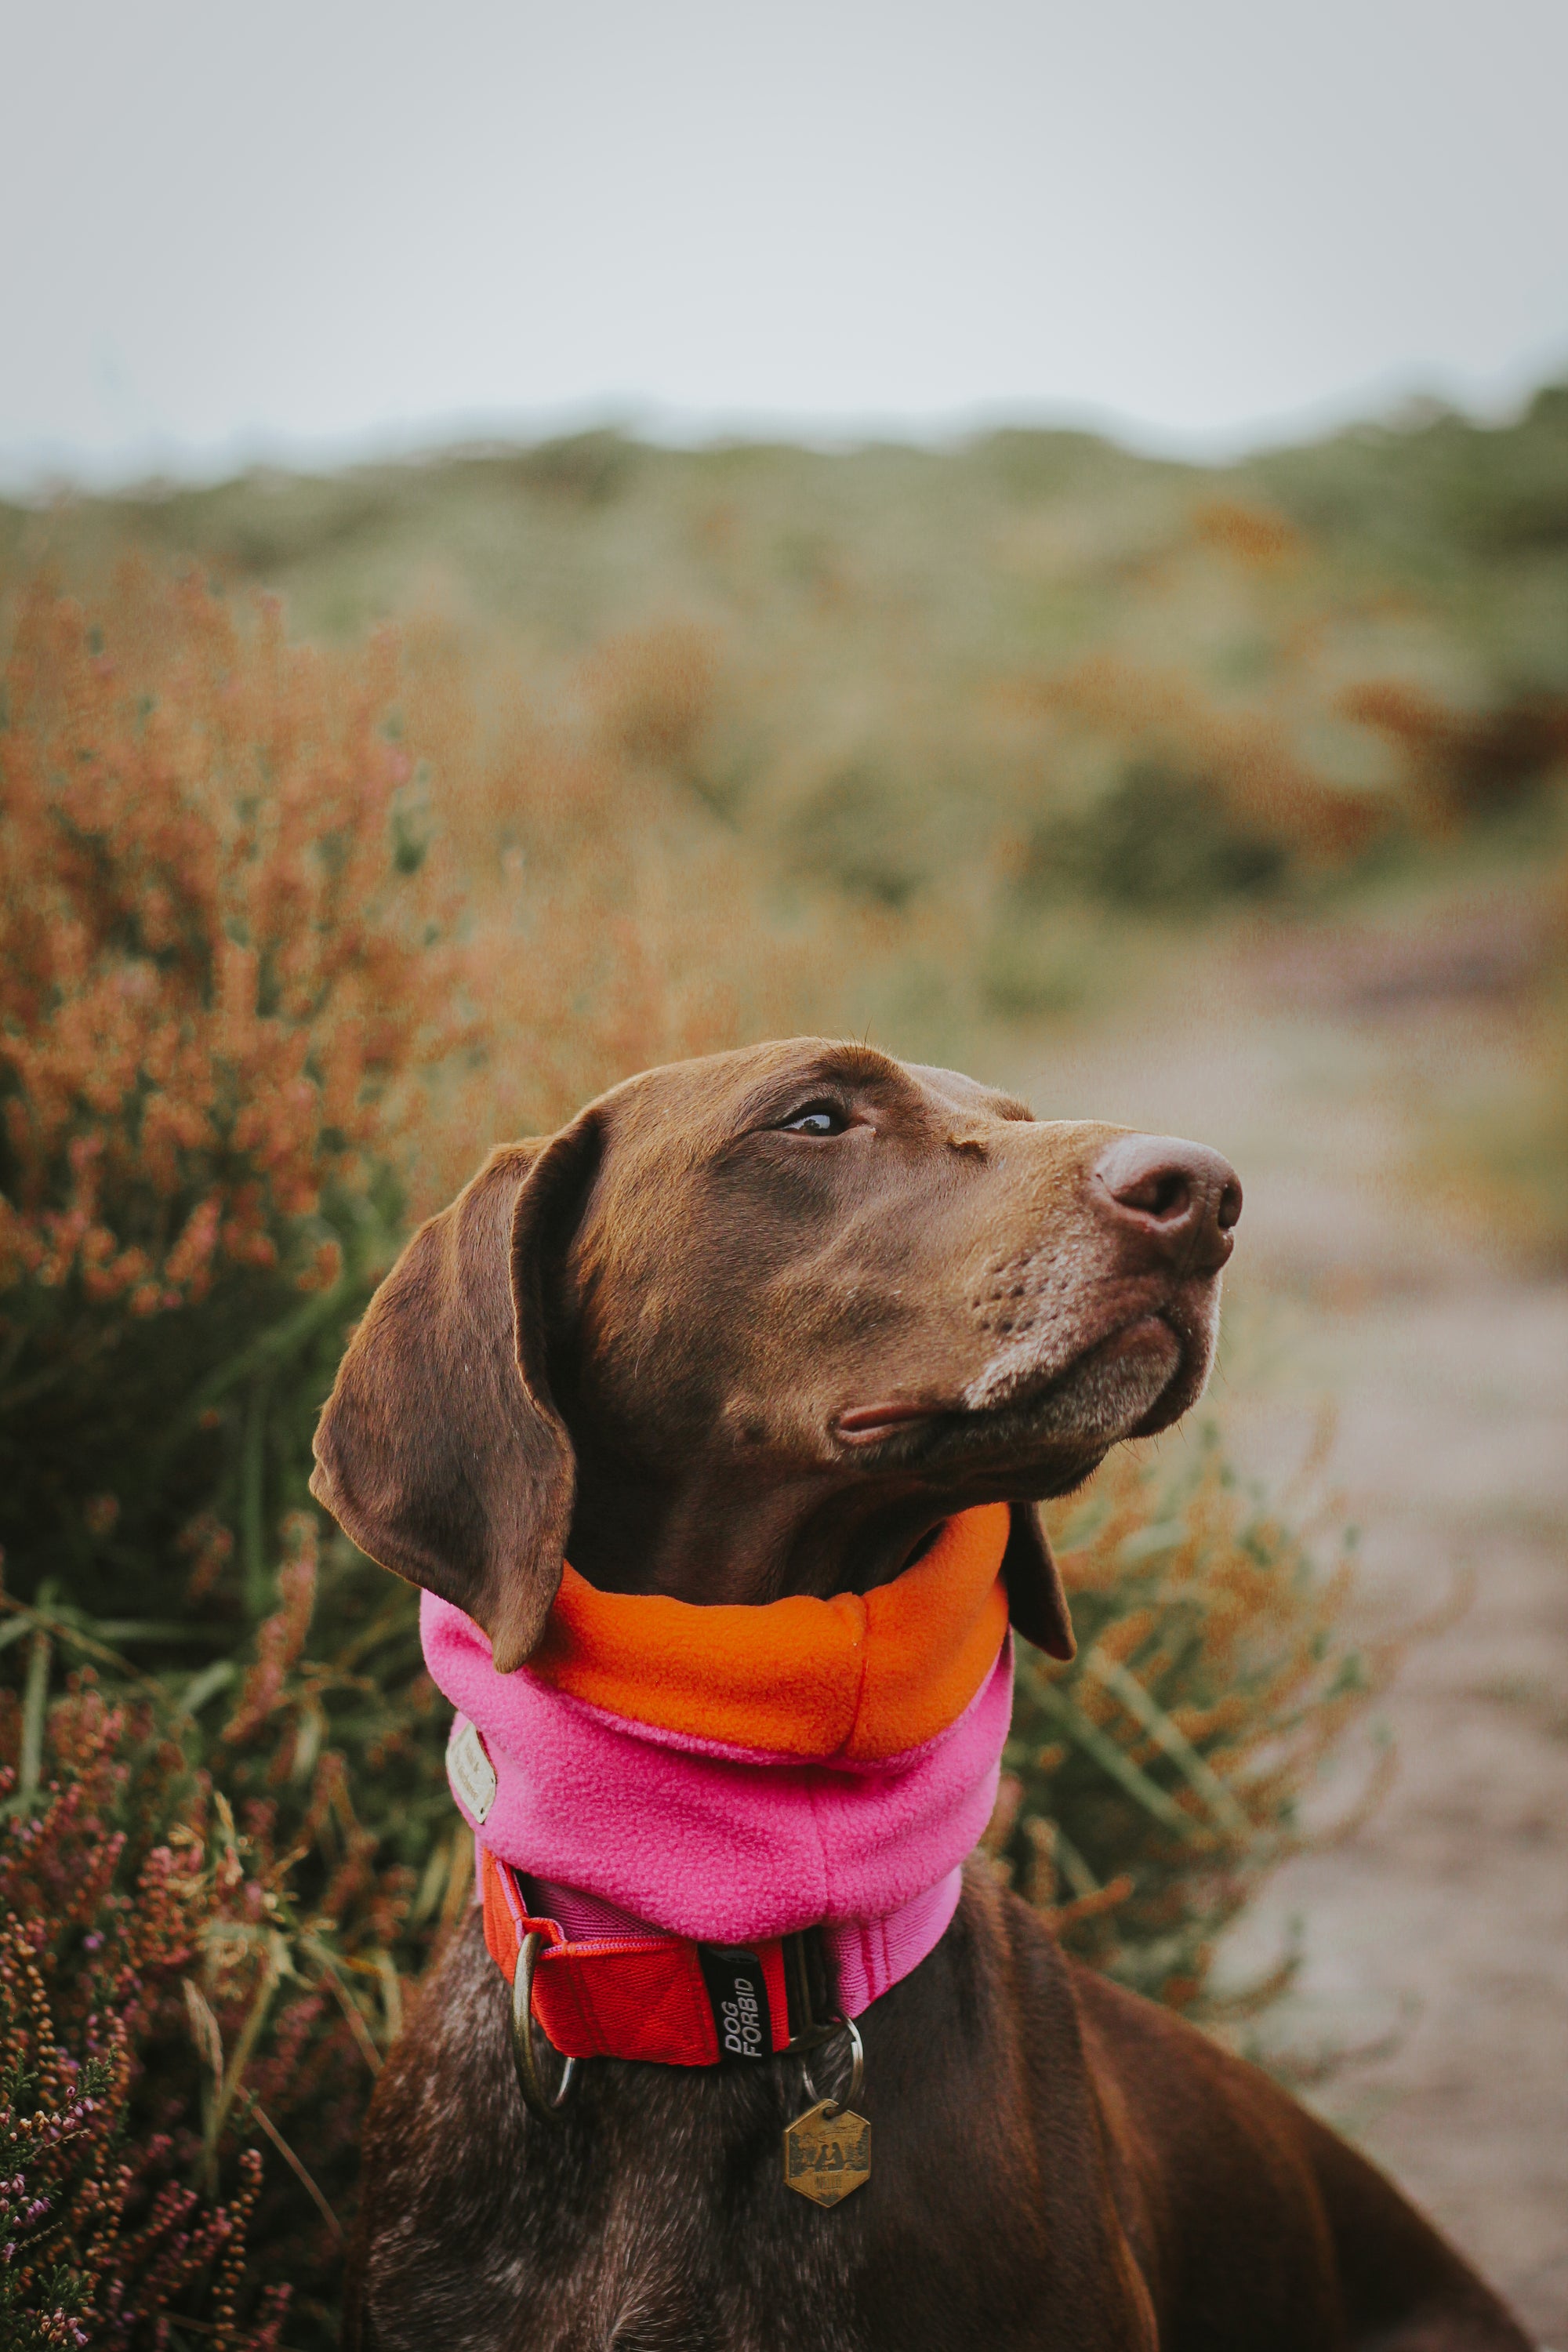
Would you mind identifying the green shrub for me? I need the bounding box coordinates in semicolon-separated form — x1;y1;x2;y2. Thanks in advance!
1021;760;1290;913
0;567;1379;2342
991;1428;1377;2013
0;1522;451;2345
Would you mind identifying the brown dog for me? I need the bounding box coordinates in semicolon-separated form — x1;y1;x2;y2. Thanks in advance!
312;1040;1529;2352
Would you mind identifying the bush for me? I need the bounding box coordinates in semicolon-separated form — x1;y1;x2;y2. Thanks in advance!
0;1518;457;2343
991;1428;1378;2013
0;570;458;1626
1025;760;1290;913
0;568;1377;2339
0;572;804;1633
1338;681;1568;822
0;1671;293;2347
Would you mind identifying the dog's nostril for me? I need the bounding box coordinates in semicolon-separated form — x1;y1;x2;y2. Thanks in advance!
1094;1133;1243;1262
1113;1168;1192;1225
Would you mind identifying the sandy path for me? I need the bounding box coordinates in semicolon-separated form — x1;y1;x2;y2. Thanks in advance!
1015;953;1568;2341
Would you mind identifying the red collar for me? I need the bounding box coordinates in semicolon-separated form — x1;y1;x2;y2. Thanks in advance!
480;1845;819;2066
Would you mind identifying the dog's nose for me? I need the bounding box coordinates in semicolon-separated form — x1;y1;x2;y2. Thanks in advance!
1093;1134;1242;1274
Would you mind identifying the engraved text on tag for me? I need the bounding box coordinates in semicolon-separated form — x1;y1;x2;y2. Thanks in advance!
782;2100;871;2205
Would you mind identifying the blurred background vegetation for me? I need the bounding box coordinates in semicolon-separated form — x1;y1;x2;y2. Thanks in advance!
0;385;1563;2343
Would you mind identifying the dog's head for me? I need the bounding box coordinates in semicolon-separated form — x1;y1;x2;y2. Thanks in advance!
310;1039;1240;1670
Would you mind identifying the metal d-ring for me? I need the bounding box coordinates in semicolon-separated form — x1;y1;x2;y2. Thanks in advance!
800;2013;864;2118
510;1931;579;2122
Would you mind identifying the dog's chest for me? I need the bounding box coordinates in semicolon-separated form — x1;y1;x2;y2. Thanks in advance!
373;2111;873;2352
362;1935;876;2352
361;1902;1120;2352
493;2136;871;2352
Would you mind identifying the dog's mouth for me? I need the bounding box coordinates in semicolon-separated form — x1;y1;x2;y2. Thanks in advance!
835;1309;1202;1465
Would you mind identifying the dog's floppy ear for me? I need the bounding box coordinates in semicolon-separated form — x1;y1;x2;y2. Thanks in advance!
310;1116;600;1671
1002;1502;1075;1661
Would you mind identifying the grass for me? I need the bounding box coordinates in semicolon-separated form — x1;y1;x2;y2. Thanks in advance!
1;381;1565;2334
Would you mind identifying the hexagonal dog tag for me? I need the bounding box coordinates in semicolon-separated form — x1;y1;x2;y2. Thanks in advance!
782;2100;871;2205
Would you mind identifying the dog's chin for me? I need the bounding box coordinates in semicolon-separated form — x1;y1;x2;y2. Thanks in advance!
1122;1316;1218;1439
839;1312;1210;1489
970;1314;1187;1457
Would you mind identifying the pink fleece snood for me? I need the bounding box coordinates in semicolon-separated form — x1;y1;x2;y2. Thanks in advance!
421;1507;1014;2017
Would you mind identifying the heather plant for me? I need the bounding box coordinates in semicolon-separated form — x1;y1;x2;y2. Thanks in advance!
0;1532;463;2345
0;563;1390;2336
0;570;454;1628
0;572;813;1638
989;1427;1381;2011
391;608;827;1181
0;1670;292;2346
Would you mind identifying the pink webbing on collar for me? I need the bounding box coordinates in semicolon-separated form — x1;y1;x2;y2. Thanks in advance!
525;1863;965;2021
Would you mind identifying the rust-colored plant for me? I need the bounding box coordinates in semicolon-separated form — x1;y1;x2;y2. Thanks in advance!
390;612;828;1188
1338;678;1568;821
0;570;463;1620
1029;655;1385;873
989;1426;1385;2011
0;1541;460;2349
0;570;815;1617
0;567;452;1314
0;1671;295;2347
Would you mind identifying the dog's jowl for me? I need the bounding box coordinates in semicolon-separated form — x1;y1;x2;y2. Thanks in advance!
311;1039;1530;2352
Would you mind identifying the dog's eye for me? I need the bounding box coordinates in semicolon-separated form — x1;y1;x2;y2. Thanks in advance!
779;1104;849;1137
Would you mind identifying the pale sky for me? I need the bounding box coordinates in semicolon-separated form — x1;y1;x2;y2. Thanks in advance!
5;0;1568;487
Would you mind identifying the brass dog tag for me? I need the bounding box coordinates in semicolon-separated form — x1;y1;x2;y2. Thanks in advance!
783;2100;871;2206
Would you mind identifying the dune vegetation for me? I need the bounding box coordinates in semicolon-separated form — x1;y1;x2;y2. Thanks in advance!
0;388;1563;2339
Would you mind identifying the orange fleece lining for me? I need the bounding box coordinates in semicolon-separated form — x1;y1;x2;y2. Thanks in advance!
526;1502;1011;1762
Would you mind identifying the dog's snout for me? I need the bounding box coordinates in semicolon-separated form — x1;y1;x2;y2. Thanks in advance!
1093;1134;1242;1272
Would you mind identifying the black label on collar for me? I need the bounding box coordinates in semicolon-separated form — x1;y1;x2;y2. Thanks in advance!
698;1945;773;2061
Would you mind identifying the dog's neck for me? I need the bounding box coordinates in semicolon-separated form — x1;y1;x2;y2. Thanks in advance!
427;1500;1012;1948
565;1469;961;1609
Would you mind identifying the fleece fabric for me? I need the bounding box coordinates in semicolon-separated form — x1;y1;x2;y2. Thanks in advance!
522;1504;1011;1760
422;1501;1014;2036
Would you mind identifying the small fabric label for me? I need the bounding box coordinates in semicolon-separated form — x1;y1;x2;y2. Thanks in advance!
698;1944;773;2060
448;1718;497;1825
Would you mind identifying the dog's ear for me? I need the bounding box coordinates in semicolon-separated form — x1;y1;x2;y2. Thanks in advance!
310;1116;600;1671
1001;1502;1075;1661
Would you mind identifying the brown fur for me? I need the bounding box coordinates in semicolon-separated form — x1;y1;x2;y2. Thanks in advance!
312;1039;1528;2351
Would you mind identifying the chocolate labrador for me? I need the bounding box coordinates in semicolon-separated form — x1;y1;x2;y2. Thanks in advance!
311;1039;1529;2352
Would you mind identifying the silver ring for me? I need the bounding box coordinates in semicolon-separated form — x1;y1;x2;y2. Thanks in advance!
800;2013;863;2117
510;1932;578;2122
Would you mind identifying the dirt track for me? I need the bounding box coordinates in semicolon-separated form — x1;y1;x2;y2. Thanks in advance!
1018;942;1568;2342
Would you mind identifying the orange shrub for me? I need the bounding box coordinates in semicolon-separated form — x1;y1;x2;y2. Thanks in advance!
1033;655;1385;866
1338;678;1568;821
989;1429;1382;2011
390;610;829;1201
0;566;820;1624
0;571;468;1623
0;568;458;1316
